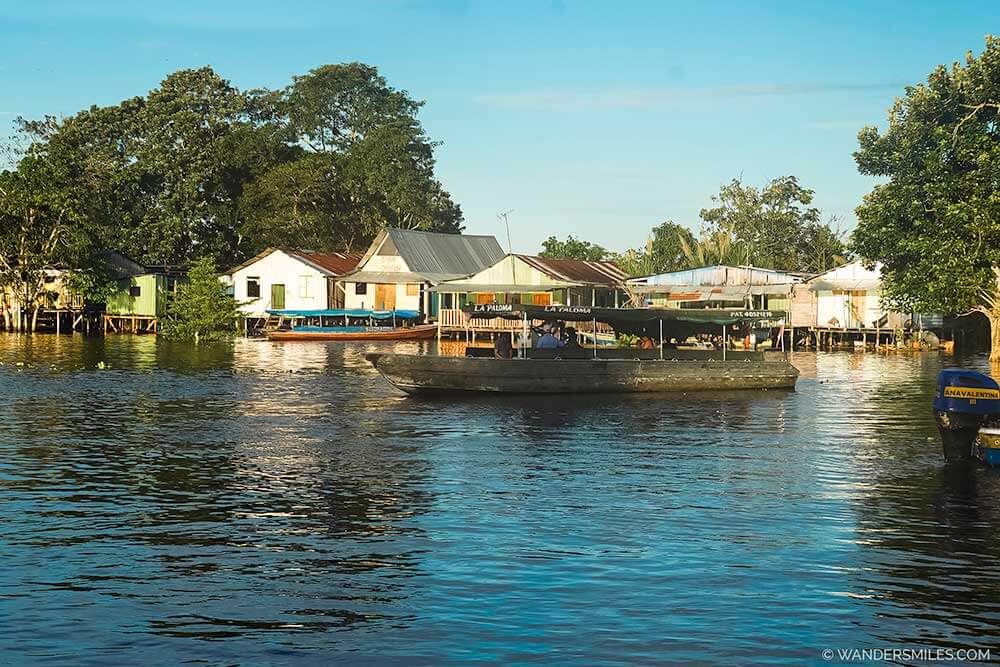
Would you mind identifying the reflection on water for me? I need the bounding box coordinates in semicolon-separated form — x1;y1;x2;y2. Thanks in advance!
0;334;998;664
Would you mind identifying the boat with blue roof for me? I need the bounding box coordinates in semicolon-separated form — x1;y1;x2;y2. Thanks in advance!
265;309;437;341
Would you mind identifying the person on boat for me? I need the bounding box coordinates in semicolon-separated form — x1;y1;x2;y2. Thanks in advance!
563;327;580;348
638;336;655;349
494;332;514;359
536;323;565;349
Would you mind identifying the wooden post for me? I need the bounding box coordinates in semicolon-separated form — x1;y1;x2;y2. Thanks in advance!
722;325;727;361
659;318;664;360
56;311;60;335
790;326;795;351
593;318;598;358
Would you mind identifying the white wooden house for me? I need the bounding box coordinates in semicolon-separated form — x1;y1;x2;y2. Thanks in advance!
790;261;903;329
225;248;361;318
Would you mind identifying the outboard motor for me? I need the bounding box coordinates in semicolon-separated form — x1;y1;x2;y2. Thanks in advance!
933;368;1000;463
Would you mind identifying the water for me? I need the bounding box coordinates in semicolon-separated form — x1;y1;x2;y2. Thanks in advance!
1;335;998;664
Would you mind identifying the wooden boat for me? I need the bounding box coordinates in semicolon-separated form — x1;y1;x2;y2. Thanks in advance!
367;353;798;395
367;304;799;395
268;324;437;341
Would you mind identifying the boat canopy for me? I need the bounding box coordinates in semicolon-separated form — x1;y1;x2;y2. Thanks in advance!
462;304;784;328
267;308;421;320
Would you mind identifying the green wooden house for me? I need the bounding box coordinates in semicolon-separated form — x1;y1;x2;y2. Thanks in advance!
103;260;185;333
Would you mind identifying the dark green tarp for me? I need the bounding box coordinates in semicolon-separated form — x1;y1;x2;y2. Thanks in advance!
463;304;784;328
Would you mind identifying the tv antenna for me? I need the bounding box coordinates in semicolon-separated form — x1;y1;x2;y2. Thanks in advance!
497;209;516;285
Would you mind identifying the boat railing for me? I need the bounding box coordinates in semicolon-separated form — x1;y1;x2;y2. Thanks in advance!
465;347;767;361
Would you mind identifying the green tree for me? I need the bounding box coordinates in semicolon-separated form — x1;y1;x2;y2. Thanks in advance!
539;235;610;261
851;36;1000;359
699;176;845;272
678;229;745;269
0;125;103;331
11;63;463;270
160;257;241;343
245;62;464;248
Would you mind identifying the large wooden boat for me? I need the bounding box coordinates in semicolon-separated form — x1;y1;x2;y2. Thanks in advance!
367;353;798;395
367;304;799;396
268;324;437;341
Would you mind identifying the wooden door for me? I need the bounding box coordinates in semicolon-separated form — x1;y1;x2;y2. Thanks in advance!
375;284;396;310
271;283;285;310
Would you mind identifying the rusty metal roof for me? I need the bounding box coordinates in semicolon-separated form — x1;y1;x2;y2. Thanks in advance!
286;250;363;276
225;248;362;277
516;255;627;287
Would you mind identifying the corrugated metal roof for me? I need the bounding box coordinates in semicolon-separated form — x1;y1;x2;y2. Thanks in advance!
286;250;362;276
809;279;882;291
98;251;147;279
428;283;571;293
343;271;435;284
628;265;808;287
386;228;505;278
629;284;793;296
517;255;627;286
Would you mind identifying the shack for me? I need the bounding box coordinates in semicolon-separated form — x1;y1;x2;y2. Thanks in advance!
338;228;505;317
432;254;627;333
626;265;808;316
104;262;186;334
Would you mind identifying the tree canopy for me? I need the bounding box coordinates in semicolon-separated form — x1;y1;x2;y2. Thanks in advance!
851;35;1000;358
539;235;611;261
3;63;463;271
160;257;241;343
699;176;845;274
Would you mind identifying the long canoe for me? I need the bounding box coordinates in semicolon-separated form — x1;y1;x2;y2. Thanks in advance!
366;353;799;395
268;324;437;342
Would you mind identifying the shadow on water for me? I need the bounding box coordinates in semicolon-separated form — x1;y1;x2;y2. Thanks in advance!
2;336;1000;663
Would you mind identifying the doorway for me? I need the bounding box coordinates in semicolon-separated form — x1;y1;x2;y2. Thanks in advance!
375;284;396;310
271;284;285;310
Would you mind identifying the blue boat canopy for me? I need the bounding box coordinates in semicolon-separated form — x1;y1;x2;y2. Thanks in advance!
267;308;421;320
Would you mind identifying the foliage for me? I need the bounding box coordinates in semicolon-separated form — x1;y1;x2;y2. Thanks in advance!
5;62;463;271
160;257;240;342
539;235;610;261
851;35;1000;354
699;176;846;273
0;146;96;328
610;221;696;277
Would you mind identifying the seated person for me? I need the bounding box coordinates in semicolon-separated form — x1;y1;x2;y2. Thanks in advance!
563;327;581;348
535;323;565;349
494;332;514;359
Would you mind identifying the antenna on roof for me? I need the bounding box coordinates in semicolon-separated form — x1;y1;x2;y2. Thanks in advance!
498;209;516;286
497;209;515;254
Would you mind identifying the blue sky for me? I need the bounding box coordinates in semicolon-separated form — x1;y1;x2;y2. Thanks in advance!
3;1;998;253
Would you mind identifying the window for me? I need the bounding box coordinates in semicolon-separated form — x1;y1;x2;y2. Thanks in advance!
299;275;310;298
355;282;367;295
406;283;419;297
129;285;141;297
247;277;260;299
441;293;454;310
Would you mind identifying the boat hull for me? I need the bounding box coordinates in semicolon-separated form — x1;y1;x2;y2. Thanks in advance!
268;324;437;342
366;354;799;395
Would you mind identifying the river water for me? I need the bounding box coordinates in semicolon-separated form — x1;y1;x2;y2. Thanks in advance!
0;334;998;664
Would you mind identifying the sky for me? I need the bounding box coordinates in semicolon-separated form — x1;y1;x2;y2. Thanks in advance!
3;1;998;253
